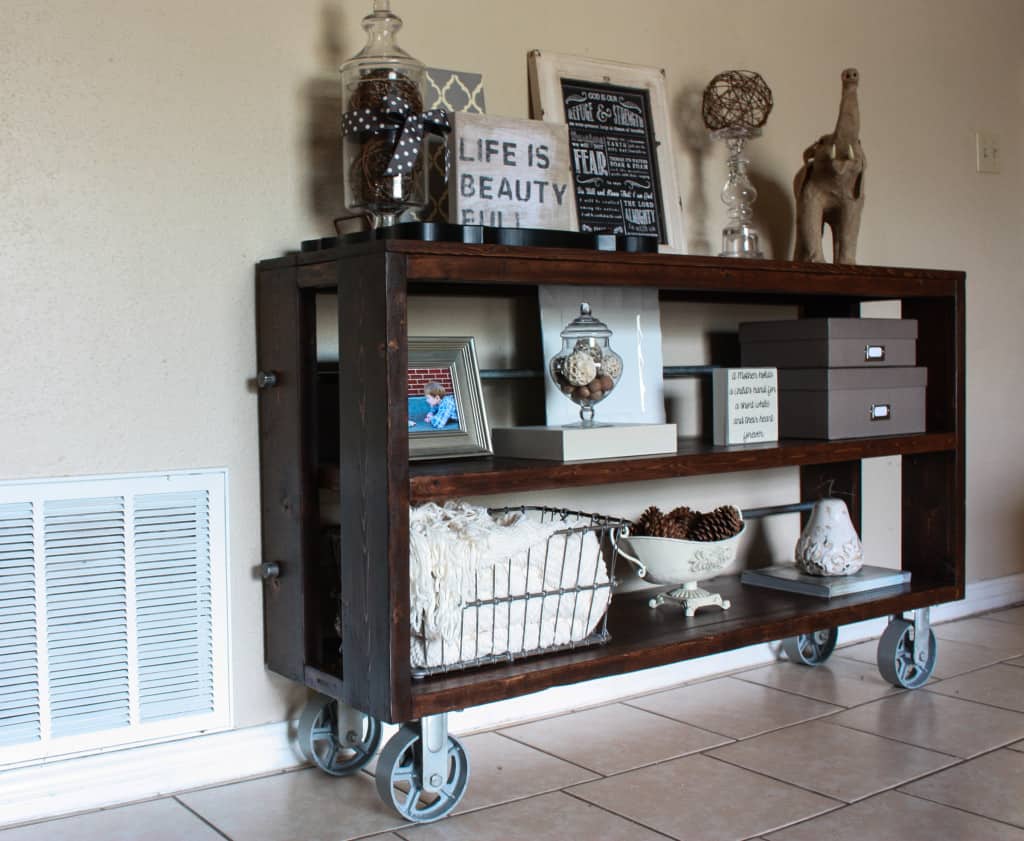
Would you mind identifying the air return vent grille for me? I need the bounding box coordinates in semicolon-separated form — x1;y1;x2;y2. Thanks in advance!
0;502;40;748
135;492;213;723
45;496;131;739
0;472;228;768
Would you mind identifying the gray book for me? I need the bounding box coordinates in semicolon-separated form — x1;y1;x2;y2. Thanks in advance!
741;563;910;598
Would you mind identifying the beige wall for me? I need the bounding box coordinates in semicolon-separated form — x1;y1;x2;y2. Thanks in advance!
2;0;1022;729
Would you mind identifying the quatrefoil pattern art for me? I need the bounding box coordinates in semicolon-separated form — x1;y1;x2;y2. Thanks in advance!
424;68;487;221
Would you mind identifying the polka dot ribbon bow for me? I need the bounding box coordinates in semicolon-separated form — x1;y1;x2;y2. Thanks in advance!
341;96;450;177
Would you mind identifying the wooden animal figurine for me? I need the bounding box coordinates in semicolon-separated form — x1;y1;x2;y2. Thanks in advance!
793;68;865;264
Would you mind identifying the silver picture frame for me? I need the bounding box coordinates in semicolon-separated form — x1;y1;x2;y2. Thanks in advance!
407;337;491;461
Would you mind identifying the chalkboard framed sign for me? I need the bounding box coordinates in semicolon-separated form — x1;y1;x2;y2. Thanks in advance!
528;51;685;253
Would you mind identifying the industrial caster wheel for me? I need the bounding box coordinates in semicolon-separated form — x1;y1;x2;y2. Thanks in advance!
877;618;937;689
782;627;839;666
375;721;470;823
297;693;381;776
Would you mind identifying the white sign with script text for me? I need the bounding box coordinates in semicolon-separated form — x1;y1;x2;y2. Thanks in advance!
713;368;779;446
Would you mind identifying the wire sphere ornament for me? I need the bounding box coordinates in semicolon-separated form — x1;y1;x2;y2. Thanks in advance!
701;70;773;133
349;69;423;115
701;70;773;258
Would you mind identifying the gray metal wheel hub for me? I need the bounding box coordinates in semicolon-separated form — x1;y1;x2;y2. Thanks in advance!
782;627;839;666
877;617;937;689
297;693;381;776
375;721;469;822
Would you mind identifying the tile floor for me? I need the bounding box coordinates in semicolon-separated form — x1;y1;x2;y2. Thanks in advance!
5;606;1024;841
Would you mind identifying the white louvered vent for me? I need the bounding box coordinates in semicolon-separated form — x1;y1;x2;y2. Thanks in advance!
0;502;39;748
46;496;131;739
0;472;228;768
135;491;213;723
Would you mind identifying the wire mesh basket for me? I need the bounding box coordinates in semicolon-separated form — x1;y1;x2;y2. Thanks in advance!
409;505;628;677
325;506;629;677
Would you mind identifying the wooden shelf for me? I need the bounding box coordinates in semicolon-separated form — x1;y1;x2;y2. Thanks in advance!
408;575;958;717
277;240;963;300
377;433;953;501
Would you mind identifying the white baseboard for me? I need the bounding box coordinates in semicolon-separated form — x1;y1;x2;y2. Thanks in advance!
937;572;1024;618
3;572;1022;828
0;722;305;828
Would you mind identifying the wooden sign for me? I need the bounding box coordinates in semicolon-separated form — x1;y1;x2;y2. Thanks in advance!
448;112;577;230
713;368;779;446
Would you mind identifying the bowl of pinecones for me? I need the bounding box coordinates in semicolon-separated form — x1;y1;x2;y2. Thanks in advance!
617;505;744;615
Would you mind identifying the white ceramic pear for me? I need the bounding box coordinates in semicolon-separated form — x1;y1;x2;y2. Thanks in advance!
795;498;863;576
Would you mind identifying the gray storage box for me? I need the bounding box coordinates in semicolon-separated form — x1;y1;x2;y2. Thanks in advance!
740;318;917;368
778;367;927;439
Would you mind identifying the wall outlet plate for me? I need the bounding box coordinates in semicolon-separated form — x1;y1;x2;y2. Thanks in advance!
976;131;1000;173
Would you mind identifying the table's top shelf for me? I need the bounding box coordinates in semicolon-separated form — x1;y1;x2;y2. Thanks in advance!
261;237;964;300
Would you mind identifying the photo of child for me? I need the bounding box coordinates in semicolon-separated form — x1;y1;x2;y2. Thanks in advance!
407;373;461;434
405;338;490;460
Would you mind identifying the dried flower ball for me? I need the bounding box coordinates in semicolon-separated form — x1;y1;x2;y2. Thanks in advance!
602;354;623;380
574;339;604;363
702;70;773;132
563;351;598;386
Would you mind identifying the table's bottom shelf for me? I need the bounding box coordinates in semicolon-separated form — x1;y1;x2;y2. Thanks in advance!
406;575;959;718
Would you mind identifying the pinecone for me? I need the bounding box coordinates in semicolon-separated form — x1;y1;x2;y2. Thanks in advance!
667;505;698;539
660;517;690;540
689;505;743;541
718;504;744;535
635;505;666;537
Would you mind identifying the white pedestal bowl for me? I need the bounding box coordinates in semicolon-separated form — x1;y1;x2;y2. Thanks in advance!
619;525;744;617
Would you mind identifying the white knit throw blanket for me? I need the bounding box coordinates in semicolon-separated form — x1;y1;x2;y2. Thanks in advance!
409;502;568;645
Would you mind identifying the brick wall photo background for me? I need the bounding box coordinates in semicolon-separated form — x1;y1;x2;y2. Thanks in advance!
408;367;454;397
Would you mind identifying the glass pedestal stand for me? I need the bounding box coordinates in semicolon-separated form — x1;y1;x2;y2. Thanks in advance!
713;127;764;259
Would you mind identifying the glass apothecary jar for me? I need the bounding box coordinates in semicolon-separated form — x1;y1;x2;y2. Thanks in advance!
548;303;624;426
340;0;432;228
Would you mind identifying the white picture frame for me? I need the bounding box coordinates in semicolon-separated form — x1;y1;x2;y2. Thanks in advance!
528;50;685;253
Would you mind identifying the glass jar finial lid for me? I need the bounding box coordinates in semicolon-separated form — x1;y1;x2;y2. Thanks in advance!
560;302;613;340
344;0;422;74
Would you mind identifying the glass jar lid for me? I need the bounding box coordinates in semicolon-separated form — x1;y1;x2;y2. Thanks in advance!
341;0;423;78
560;303;613;340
